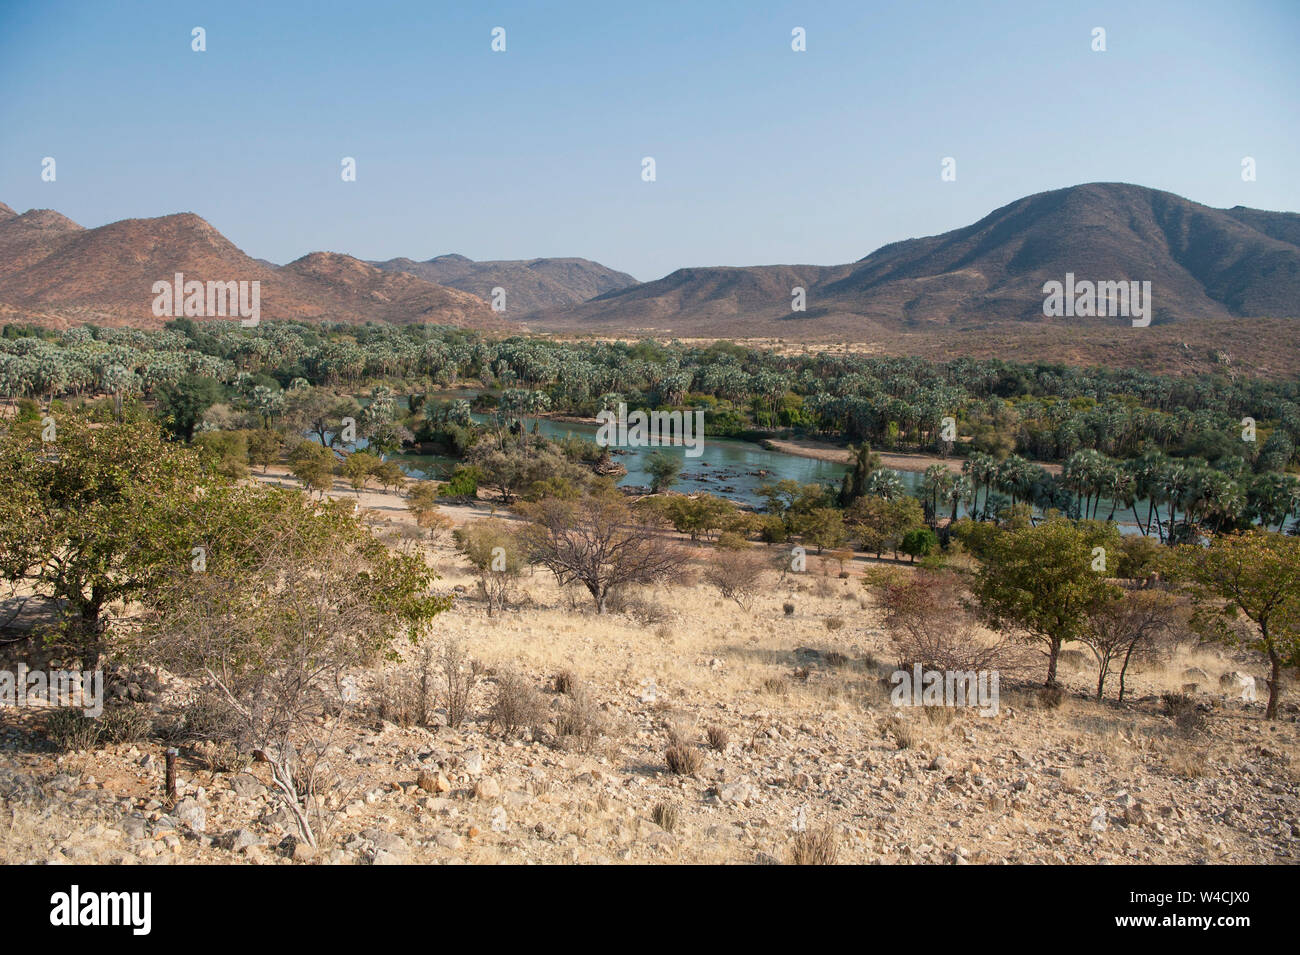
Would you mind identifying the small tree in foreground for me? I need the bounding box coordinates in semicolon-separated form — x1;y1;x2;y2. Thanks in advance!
973;519;1122;686
1172;530;1300;719
453;519;526;615
138;485;449;846
702;546;766;611
520;490;688;613
1080;589;1183;701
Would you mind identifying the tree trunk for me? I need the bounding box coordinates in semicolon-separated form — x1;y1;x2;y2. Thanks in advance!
1266;645;1282;720
1045;639;1061;686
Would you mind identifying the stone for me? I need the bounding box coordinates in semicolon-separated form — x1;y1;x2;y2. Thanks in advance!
434;830;463;850
474;777;500;801
173;798;206;832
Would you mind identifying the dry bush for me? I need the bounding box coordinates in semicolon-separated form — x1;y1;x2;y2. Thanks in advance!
824;616;845;632
783;601;795;616
875;569;1031;674
1037;685;1066;709
437;638;483;729
702;548;766;611
489;667;548;738
665;741;701;776
789;825;839;865
823;651;849;668
552;670;576;695
1168;746;1208;778
706;724;730;751
553;686;606;752
652;801;679;832
44;704;153;752
762;677;789;696
887;715;920;749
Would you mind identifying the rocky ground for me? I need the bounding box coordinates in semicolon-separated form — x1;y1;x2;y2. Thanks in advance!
1;479;1297;866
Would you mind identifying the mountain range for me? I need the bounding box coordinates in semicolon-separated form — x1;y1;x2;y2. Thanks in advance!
369;254;637;313
2;184;1298;368
524;183;1300;338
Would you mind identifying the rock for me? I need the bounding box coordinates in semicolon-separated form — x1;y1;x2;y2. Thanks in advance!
474;777;500;801
173;798;206;832
292;841;317;862
228;828;261;851
719;782;759;806
1219;671;1257;702
490;806;509;832
434;830;463;850
1089;806;1107;832
462;751;483;775
416;770;441;793
229;775;264;798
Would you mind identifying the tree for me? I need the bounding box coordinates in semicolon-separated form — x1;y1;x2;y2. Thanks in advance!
702;546;765;610
288;441;336;497
453;519;526;615
247;428;283;472
136;485;449;845
793;507;846;554
1081;590;1182;701
342;450;381;495
646;451;683;493
0;413;209;665
1173;530;1300;719
520;490;687;613
846;495;924;559
899;527;937;563
973;519;1123;686
156;373;224;440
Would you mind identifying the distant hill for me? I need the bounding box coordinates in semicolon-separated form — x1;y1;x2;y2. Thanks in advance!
370;253;637;314
526;183;1300;336
0;208;507;330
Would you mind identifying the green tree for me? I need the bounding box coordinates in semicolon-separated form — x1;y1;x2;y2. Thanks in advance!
1173;530;1300;719
646;451;683;494
973;519;1123;685
899;527;937;563
157;373;224;440
0;413;210;664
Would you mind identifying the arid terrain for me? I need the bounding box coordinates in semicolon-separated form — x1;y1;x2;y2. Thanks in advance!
2;472;1294;866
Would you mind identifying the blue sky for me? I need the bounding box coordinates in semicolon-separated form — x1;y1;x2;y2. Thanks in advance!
1;0;1297;280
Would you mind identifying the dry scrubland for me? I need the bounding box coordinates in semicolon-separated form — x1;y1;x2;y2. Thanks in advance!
1;476;1297;866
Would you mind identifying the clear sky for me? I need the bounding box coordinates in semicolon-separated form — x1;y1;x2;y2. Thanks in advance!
1;0;1297;281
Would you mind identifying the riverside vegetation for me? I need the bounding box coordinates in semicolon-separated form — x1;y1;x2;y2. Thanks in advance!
0;320;1297;865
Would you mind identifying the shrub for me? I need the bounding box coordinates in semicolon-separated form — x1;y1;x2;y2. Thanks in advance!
789;825;839;865
1037;685;1066;709
706;724;730;752
552;670;576;695
665;742;701;776
702;548;766;610
489;668;547;737
652;801;679;832
783;601;795;616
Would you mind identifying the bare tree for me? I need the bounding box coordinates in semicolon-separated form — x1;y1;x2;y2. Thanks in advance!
1081;589;1183;702
520;492;688;614
873;569;1031;674
702;547;766;611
